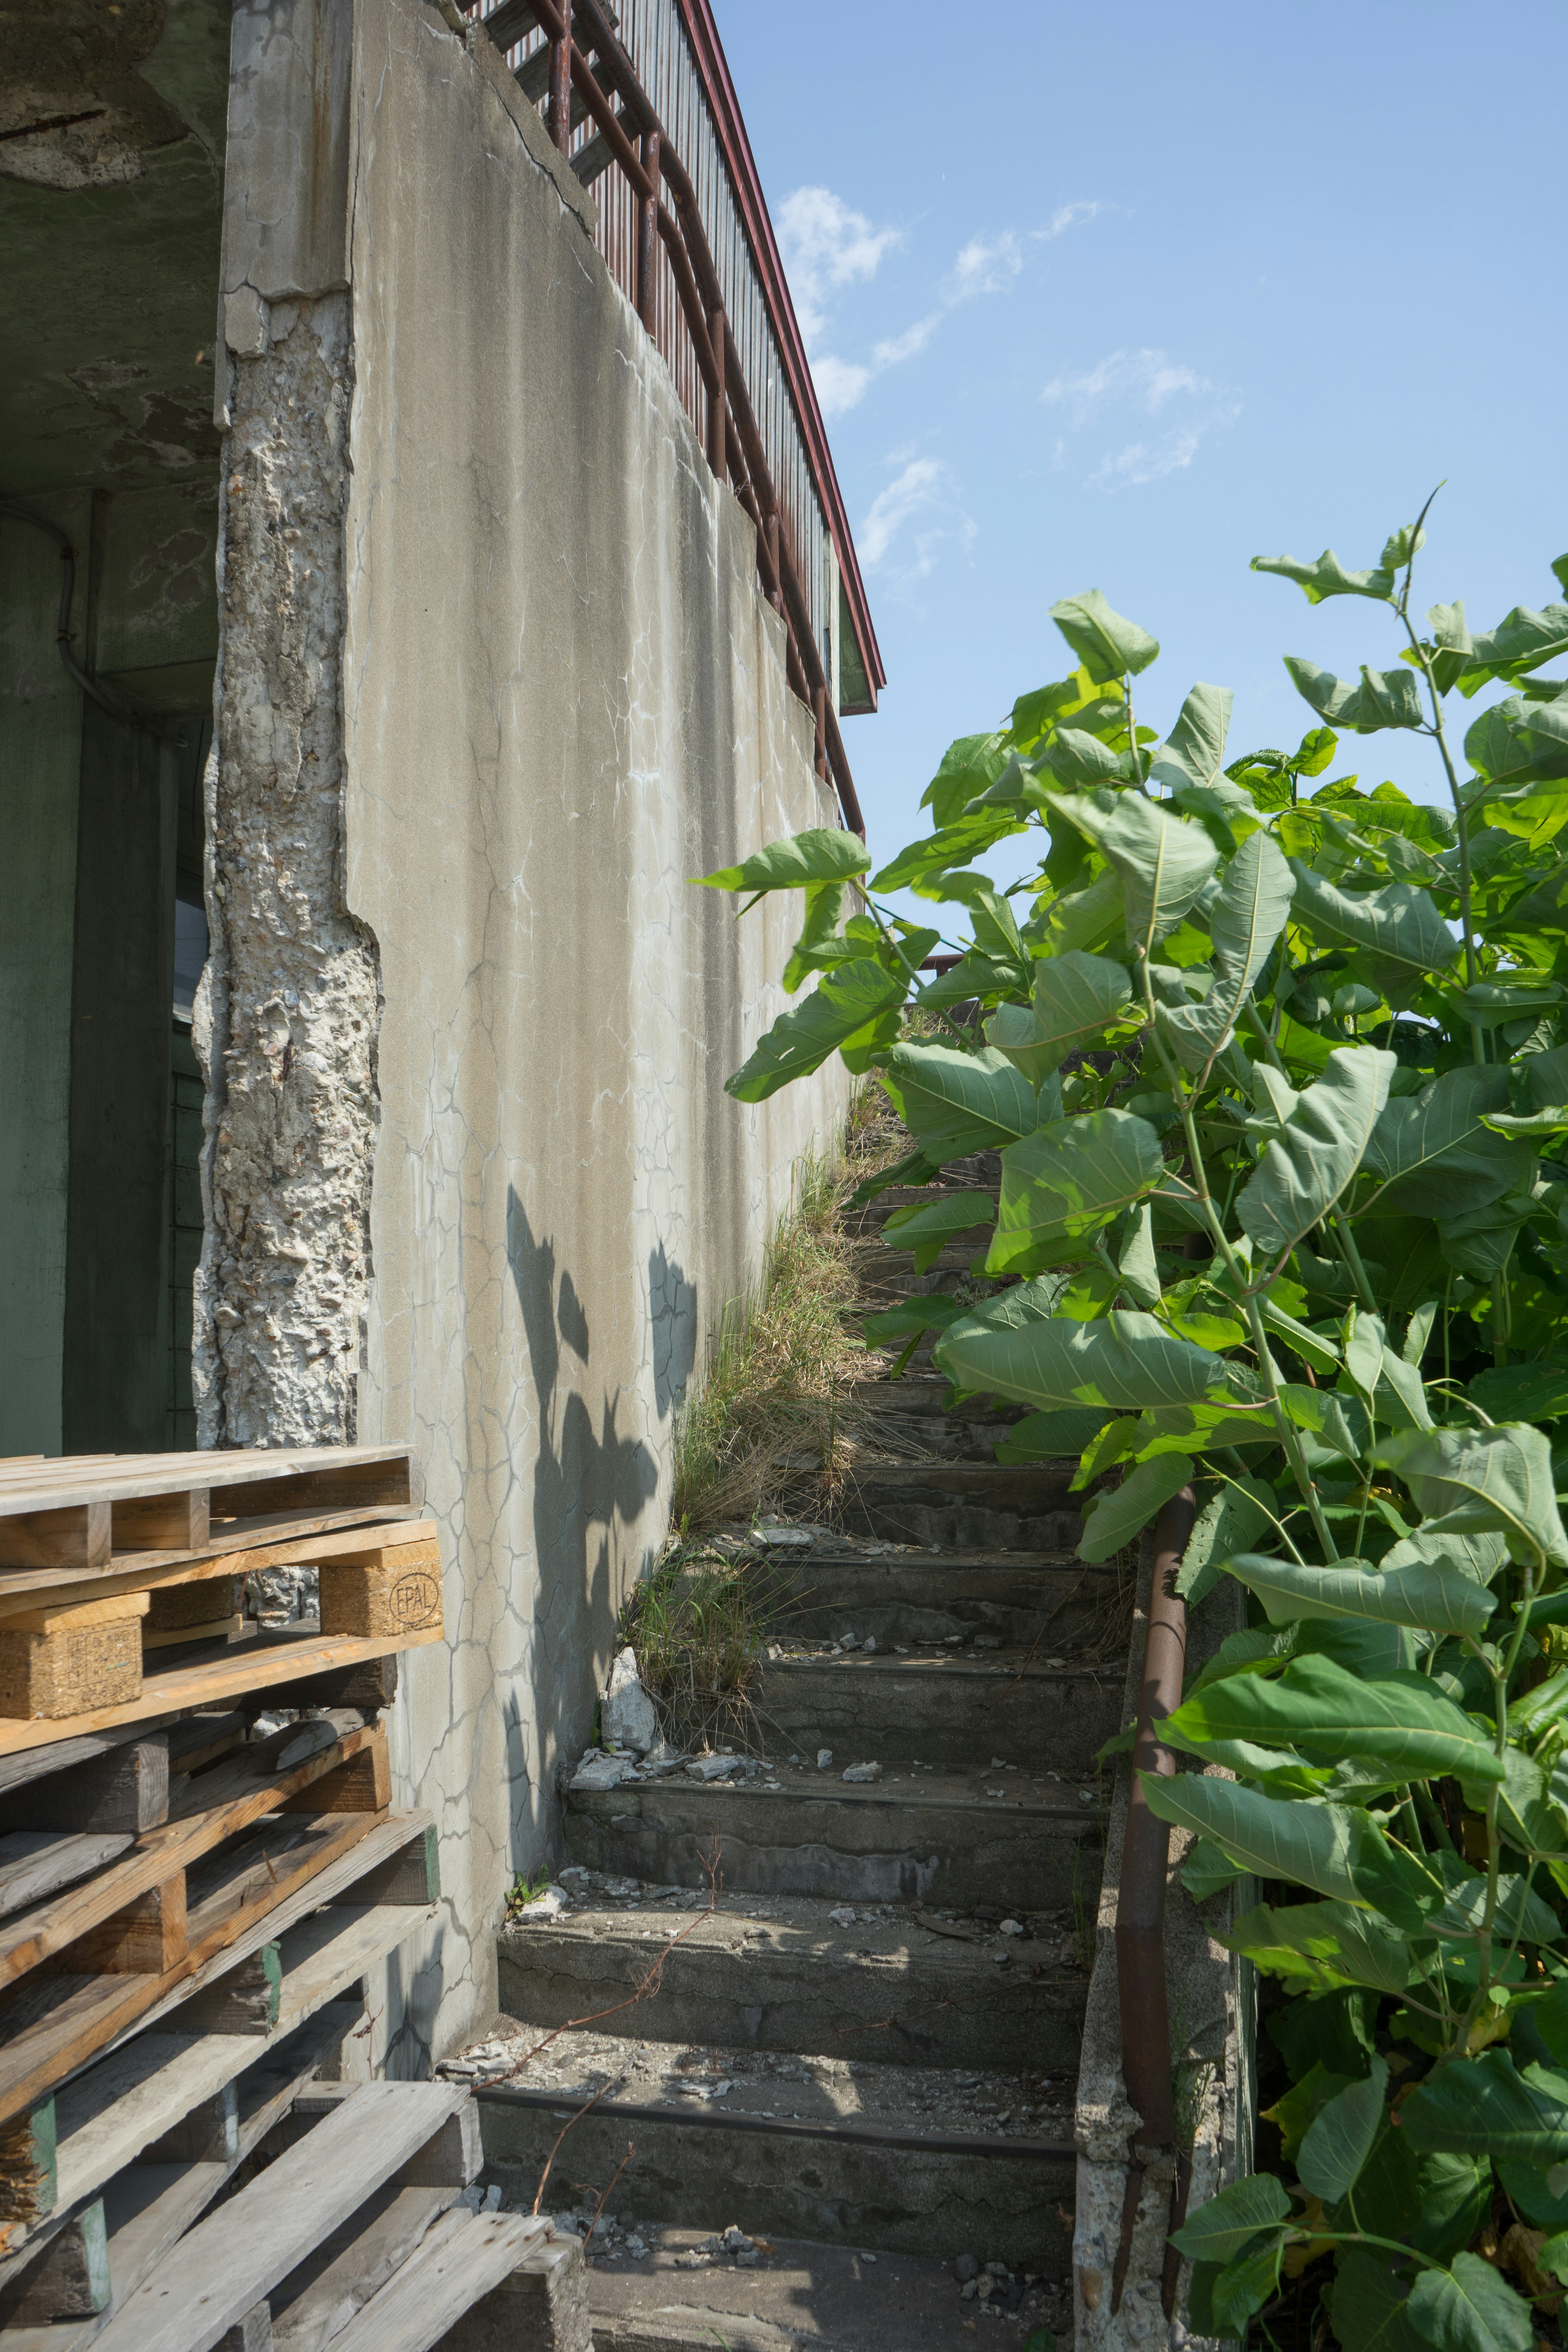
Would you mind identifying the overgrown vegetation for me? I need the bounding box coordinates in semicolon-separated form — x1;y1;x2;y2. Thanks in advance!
668;1102;906;1533
695;506;1568;2350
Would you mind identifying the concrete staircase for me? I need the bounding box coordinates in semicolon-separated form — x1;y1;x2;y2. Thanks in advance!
476;1165;1129;2348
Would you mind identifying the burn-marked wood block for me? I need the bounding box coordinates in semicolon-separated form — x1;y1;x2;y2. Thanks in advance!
0;2095;55;2226
317;1543;443;1641
60;1871;187;1975
0;1595;147;1721
280;1731;391;1816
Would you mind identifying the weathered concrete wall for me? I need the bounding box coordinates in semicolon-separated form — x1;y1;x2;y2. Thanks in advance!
203;0;852;2064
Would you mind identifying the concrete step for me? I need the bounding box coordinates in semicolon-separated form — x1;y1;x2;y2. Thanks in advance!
856;1242;992;1288
765;1544;1118;1648
754;1651;1120;1773
496;1886;1087;2072
563;1761;1104;1911
846;1374;1022;1421
581;2230;1061;2352
836;1461;1085;1550
473;2021;1074;2269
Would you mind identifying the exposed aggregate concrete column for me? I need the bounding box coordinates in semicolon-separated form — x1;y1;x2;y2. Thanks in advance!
194;294;381;1450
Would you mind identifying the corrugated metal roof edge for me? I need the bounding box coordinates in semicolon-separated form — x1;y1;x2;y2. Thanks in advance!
671;0;886;710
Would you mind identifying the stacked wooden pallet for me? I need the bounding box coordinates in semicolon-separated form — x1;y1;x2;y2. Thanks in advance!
0;1449;586;2350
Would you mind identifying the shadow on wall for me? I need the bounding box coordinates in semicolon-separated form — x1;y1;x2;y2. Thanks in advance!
648;1241;697;1419
503;1187;662;1875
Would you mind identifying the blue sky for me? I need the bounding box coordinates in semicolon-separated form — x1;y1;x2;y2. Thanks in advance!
724;0;1567;917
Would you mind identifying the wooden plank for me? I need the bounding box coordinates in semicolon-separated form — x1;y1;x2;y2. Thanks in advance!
87;2080;466;2352
429;2235;588;2352
0;1450;417;1515
0;1628;441;1760
140;1621;243;1655
0;1518;434;1617
5;1600;149;1637
0;1839;131;1925
176;1949;281;2037
278;1744;390;1817
217;2310;270;2352
145;1582;239;1638
267;2186;455;2352
9;1742;171;1837
0;1732;387;1987
111;1495;209;1557
323;2212;543;2352
0;1728;178;1804
318;1546;442;1641
0;1810;385;2126
0;2100;55;2232
270;1904;434;2040
0;1509;111;1577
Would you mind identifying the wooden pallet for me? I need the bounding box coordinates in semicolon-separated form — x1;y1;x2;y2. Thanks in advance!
0;1452;422;1581
0;1812;437;2247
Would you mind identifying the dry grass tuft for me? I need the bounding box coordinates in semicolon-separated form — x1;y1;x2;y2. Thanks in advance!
620;1539;791;1755
668;1087;909;1533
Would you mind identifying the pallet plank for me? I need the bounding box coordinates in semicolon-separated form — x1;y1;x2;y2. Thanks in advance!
0;1629;441;1761
0;1839;132;1925
324;2212;543;2352
87;2081;465;2352
0;1521;436;1617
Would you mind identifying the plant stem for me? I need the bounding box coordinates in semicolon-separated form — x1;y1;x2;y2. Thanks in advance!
1391;523;1484;1065
1140;958;1339;1561
1331;1212;1379;1315
855;886;975;1048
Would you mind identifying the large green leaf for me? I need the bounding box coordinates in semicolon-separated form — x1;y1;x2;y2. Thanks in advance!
1160;832;1296;1072
1076;1452;1194;1564
994;1405;1114;1463
880;1043;1042;1161
862;1294;971;1346
1000;950;1139;1071
1252;548;1399;604
1290;864;1460;978
1223;1900;1417;1996
1297;2056;1388;2201
988;1109;1165;1272
1408;2257;1533;2352
1454;602;1568;696
1177;1479;1276;1608
1285;658;1425;732
1401;2051;1568;2165
1379;1527;1509;1586
726;960;906;1102
1210;2243;1283;2336
1219;1552;1496;1637
1374;1423;1568;1570
1137;1775;1390;1904
1149;681;1233;795
880;1193;995;1275
698;826;871;895
1038;867;1127;958
1361;1066;1527;1218
1237;1047;1397;1261
1330;2252;1428;2352
1167;2172;1291;2263
983;1003;1058;1090
934;1310;1220;1414
922;731;1012;826
1044;788;1218;952
1164;1653;1505;1781
1049;589;1159;683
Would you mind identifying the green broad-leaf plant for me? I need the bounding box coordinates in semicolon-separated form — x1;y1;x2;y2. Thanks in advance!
696;509;1568;2349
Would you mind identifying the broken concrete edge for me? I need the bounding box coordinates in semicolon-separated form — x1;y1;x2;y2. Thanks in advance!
1072;1532;1257;2352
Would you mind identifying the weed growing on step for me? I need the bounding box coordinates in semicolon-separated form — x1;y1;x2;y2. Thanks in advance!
670;1106;906;1532
621;1541;792;1754
502;1864;554;1922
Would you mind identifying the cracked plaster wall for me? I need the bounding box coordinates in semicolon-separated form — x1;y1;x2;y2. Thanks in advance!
204;0;851;2066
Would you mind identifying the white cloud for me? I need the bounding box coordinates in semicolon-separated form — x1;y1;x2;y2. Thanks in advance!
780;186;1104;420
859;455;976;592
1042;346;1237;489
777;186;901;345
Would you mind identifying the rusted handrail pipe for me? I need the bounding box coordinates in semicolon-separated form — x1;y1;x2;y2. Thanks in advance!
1111;1485;1195;2318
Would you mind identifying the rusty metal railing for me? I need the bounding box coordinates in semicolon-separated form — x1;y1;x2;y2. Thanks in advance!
471;0;869;839
1112;1485;1196;2320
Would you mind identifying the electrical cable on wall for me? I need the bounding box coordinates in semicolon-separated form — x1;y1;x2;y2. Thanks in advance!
0;497;187;746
